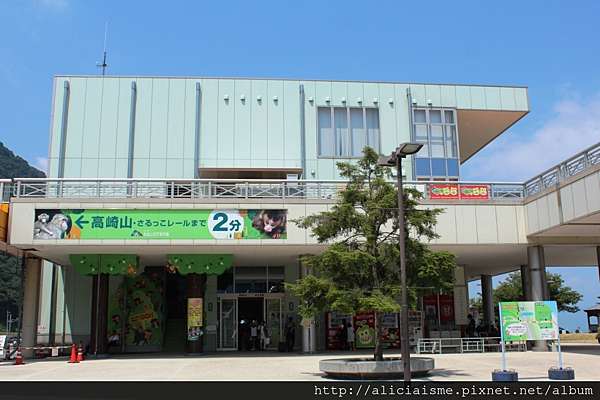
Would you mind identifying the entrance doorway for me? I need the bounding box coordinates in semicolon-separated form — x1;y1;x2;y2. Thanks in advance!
217;294;284;351
238;298;263;351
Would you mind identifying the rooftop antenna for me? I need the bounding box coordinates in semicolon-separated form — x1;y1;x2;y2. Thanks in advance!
96;22;109;76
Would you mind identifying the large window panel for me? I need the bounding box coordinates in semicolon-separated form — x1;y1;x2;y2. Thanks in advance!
415;158;431;176
318;107;334;156
350;108;366;156
366;108;380;151
318;106;380;157
334;108;349;157
431;158;446;176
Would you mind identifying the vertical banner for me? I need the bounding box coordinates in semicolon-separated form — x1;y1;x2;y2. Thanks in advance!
187;298;203;341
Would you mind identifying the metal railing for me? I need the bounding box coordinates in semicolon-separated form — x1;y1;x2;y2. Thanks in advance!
524;141;600;196
416;337;527;354
7;178;526;202
0;179;11;202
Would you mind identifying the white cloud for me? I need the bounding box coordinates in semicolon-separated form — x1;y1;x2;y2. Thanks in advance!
463;92;600;182
33;156;48;173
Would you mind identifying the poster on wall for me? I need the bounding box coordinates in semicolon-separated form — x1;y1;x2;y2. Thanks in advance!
380;313;400;349
354;312;376;349
499;301;559;341
429;184;490;200
187;298;203;341
326;312;352;350
33;209;287;240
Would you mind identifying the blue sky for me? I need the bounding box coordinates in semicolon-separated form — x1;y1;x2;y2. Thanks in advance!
1;0;599;330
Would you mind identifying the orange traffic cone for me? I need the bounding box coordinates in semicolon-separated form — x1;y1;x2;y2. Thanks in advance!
68;343;78;363
76;343;84;362
14;348;24;365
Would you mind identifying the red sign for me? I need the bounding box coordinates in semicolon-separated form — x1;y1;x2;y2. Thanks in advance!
459;185;490;200
429;184;490;200
429;184;459;200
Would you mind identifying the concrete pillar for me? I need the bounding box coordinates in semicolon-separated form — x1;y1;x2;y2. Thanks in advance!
596;246;600;282
527;245;549;351
90;274;109;355
300;260;316;353
481;275;494;328
453;266;469;327
520;265;532;300
21;256;42;358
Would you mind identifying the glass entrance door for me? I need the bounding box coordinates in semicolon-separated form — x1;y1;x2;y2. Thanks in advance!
218;296;237;350
264;296;283;350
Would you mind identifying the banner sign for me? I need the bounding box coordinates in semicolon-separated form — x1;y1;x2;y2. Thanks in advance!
499;301;559;341
459;184;490;200
187;298;203;341
33;209;287;240
429;184;459;200
429;184;490;200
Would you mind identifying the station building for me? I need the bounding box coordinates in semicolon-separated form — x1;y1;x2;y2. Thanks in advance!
3;75;600;355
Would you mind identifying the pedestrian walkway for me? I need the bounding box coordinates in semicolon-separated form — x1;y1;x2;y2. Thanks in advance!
0;344;597;381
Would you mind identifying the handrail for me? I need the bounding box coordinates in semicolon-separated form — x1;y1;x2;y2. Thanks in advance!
7;178;526;202
524;141;600;196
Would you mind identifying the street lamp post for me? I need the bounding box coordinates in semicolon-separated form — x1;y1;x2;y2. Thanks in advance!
378;142;423;382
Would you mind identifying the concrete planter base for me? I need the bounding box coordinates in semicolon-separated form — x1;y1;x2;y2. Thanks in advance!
491;369;519;381
548;367;575;380
319;357;434;380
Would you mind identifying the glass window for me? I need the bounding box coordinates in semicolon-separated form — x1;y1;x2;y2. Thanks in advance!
334;108;348;157
444;110;454;124
412;107;459;180
431;158;446;176
415;158;431;176
318;108;334;156
366;108;380;151
414;109;426;123
318;106;380;157
445;126;457;158
429;110;442;124
446;159;459;177
350;108;366;156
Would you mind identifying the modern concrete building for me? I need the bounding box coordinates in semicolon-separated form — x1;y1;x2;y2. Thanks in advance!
3;75;600;355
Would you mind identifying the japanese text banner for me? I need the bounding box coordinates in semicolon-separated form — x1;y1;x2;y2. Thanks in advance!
33;209;287;240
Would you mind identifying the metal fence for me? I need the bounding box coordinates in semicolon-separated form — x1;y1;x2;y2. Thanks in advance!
416;337;527;354
7;178;526;202
524;141;600;196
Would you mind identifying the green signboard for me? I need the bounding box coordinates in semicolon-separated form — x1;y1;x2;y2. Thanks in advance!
499;301;559;341
33;209;287;240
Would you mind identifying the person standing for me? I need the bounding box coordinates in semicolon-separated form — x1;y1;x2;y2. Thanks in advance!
466;314;476;337
285;317;296;352
259;321;269;350
250;320;259;351
346;321;355;351
339;320;348;350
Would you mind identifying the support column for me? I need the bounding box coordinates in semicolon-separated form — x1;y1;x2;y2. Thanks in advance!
300;261;316;353
596;246;600;282
90;274;109;355
520;265;532;300
186;273;206;353
453;266;469;329
21;256;41;358
481;275;495;328
527;245;549;351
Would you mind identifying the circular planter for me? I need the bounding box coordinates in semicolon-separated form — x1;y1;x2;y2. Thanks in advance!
319;357;434;380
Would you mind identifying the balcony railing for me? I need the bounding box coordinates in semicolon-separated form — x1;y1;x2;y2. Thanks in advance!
524;141;600;196
8;178;525;202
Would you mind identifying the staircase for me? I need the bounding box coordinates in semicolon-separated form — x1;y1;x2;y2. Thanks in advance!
162;318;186;353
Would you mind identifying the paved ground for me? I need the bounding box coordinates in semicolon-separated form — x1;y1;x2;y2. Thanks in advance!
0;343;597;381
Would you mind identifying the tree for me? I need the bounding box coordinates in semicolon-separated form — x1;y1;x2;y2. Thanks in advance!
470;271;583;315
287;147;456;361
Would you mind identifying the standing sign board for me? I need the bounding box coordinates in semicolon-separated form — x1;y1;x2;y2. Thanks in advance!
187;298;203;341
0;335;5;359
498;301;562;371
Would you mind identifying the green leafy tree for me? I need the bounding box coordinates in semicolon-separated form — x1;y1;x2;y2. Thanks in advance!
470;271;583;315
287;148;456;361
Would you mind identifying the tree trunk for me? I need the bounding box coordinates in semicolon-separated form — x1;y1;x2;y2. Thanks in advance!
373;312;384;361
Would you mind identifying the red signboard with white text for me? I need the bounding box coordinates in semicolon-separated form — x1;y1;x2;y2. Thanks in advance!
429;184;490;200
